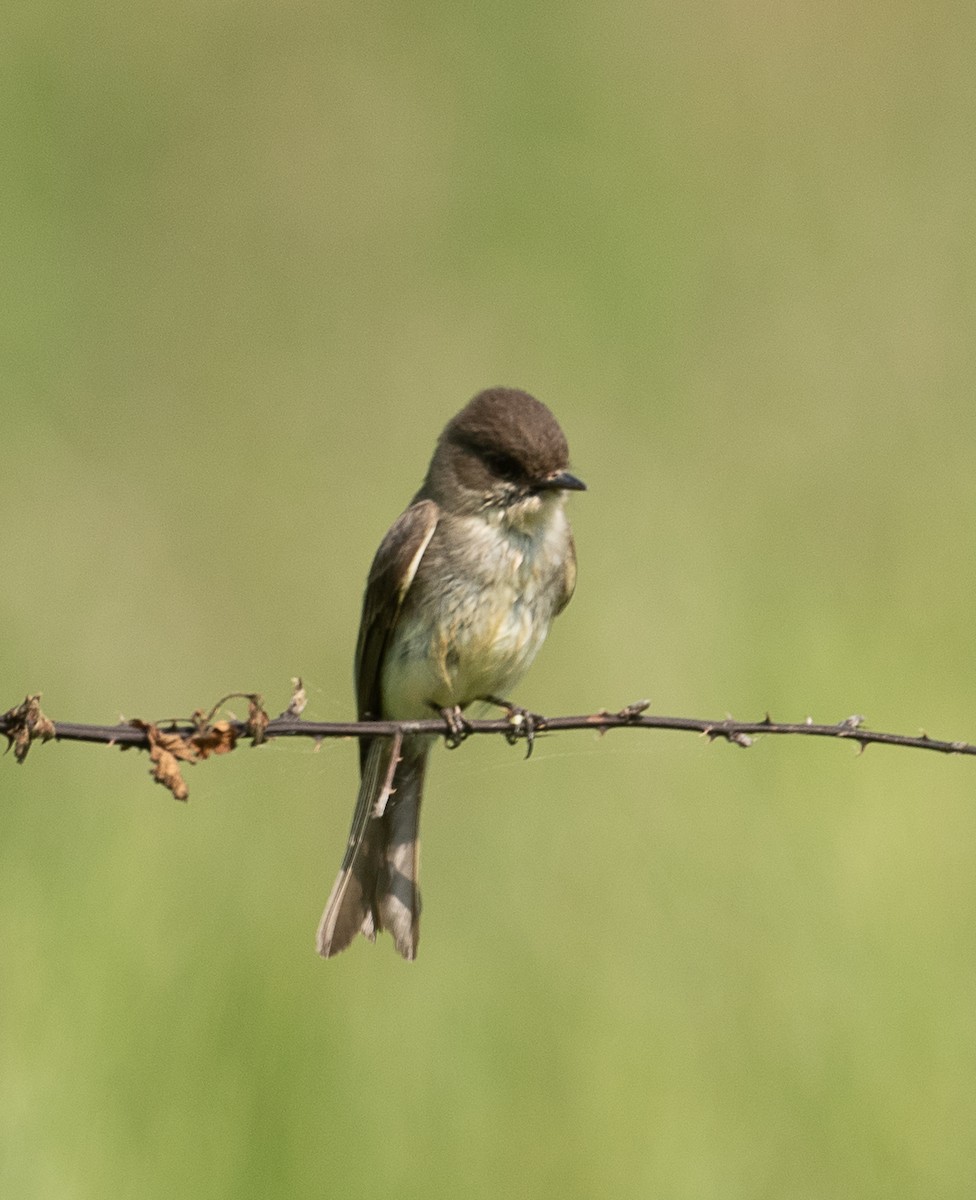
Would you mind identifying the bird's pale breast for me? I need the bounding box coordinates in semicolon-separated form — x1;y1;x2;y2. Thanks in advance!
381;503;572;719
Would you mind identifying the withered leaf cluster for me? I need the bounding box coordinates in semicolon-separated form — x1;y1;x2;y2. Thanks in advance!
125;692;274;800
1;690;280;801
2;694;56;763
128;718;240;802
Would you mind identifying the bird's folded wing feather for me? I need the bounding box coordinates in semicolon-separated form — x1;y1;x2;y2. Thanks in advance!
355;497;440;724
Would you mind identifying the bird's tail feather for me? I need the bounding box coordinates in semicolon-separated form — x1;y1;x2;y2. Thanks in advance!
317;735;426;960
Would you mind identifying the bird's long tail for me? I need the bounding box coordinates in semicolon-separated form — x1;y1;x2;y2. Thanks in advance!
316;734;427;960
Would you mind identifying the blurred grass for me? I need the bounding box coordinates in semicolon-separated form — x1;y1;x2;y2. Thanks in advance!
4;1;976;1196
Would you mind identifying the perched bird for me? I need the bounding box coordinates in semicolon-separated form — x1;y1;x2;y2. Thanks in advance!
317;387;585;959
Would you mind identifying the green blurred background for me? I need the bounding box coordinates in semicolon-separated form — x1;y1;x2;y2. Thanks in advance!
3;1;976;1195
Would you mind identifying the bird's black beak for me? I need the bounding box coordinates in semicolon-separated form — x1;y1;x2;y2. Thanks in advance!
538;470;586;492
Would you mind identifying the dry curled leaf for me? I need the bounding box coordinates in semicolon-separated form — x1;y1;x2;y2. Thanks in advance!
130;719;197;802
2;694;56;764
287;677;307;718
191;719;238;759
245;696;270;745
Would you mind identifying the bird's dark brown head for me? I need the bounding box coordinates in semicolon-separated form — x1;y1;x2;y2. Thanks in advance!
421;387;585;511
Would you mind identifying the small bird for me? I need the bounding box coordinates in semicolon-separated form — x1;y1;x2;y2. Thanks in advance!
317;387;585;959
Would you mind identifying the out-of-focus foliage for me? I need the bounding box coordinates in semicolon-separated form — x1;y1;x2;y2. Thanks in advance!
3;2;976;1196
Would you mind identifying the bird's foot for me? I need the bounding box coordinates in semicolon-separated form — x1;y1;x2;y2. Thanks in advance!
483;696;545;760
438;705;471;749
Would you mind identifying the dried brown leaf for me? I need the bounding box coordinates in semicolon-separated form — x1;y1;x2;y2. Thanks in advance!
246;696;270;745
191;719;238;759
287;677;307;718
130;719;196;802
2;694;56;764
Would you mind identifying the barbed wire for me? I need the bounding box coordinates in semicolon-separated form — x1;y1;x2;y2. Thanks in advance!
3;684;974;803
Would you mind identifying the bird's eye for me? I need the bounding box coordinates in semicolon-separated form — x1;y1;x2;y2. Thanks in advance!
483;451;522;481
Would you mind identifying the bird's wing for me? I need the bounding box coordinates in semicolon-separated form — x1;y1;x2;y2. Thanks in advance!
555;529;578;617
354;498;440;723
316;500;439;959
